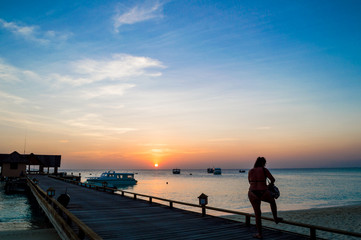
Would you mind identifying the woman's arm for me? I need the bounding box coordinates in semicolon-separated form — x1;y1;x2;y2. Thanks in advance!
265;168;275;184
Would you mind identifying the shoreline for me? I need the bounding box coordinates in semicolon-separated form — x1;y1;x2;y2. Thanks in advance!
223;204;361;239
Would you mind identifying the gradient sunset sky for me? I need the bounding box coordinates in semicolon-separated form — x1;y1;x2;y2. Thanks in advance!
1;1;360;169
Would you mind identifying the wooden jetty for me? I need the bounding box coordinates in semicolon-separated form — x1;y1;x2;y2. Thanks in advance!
27;175;361;240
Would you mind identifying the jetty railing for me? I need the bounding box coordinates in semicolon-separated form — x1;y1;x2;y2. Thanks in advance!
27;177;102;240
49;175;361;240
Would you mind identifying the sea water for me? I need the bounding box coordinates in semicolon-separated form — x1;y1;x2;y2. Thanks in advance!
68;168;361;215
0;182;48;231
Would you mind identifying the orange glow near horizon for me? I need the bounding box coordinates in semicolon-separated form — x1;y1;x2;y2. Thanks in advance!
7;132;361;169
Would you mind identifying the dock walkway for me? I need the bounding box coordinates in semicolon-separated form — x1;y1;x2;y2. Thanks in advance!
33;175;309;240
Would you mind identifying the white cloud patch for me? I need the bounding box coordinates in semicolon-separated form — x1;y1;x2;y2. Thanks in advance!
58;54;165;86
80;84;135;99
0;54;164;138
0;59;40;83
0;90;26;104
65;113;137;135
114;2;164;32
0;18;71;44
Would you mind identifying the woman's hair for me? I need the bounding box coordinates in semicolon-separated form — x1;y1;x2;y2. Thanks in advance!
254;157;266;168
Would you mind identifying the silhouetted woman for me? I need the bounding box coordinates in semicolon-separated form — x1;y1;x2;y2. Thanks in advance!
248;157;282;239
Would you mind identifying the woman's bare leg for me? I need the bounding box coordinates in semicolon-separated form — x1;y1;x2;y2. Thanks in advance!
261;191;283;224
248;191;263;238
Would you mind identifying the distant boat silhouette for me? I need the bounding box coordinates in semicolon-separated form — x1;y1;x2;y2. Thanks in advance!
172;169;180;174
213;168;222;175
207;168;214;173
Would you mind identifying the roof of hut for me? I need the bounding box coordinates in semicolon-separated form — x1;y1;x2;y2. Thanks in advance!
0;151;28;164
0;151;61;167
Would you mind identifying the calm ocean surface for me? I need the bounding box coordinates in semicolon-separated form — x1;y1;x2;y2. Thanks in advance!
1;168;360;231
0;182;47;231
74;168;361;214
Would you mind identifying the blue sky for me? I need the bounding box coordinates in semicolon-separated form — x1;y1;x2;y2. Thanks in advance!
0;0;360;168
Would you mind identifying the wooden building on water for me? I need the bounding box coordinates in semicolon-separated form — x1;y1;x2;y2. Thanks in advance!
0;151;61;178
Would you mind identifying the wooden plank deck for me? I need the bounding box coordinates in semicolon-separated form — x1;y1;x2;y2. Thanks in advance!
33;175;310;240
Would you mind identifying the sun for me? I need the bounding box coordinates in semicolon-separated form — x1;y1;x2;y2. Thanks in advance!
154;163;159;168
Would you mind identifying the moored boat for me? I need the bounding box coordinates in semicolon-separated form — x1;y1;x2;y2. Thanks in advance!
207;168;214;173
213;168;222;175
86;170;137;187
172;169;181;174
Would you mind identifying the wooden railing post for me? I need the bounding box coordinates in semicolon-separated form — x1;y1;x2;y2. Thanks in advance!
78;228;85;240
310;227;316;240
149;197;152;203
245;215;251;226
134;194;137;200
66;214;72;226
201;206;206;217
170;201;173;208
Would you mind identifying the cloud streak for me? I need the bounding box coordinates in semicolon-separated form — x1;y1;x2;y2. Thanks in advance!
0;18;71;44
80;84;135;99
0;53;164;138
0;59;39;83
64;113;137;135
114;2;164;32
0;90;26;104
54;54;165;86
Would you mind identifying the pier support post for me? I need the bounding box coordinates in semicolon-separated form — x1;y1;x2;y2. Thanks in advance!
149;197;152;204
170;201;173;208
201;206;206;217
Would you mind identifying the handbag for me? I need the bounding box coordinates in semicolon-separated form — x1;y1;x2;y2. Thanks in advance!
267;182;280;199
263;168;280;199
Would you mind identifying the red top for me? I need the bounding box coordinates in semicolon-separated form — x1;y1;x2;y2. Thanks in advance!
248;167;275;191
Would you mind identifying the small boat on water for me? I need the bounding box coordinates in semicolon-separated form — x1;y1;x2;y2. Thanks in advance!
207;168;214;173
239;169;246;173
86;170;137;187
172;169;181;174
213;168;222;175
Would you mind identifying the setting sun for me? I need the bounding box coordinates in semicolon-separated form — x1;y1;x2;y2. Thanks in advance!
154;163;159;168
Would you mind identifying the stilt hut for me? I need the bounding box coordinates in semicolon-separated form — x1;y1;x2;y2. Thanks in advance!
0;151;27;178
0;151;61;178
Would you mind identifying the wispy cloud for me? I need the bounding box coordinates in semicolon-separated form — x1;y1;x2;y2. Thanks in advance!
0;90;26;104
65;113;137;135
55;54;165;86
80;84;135;99
0;18;71;44
114;2;164;32
0;54;164;138
0;59;39;83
